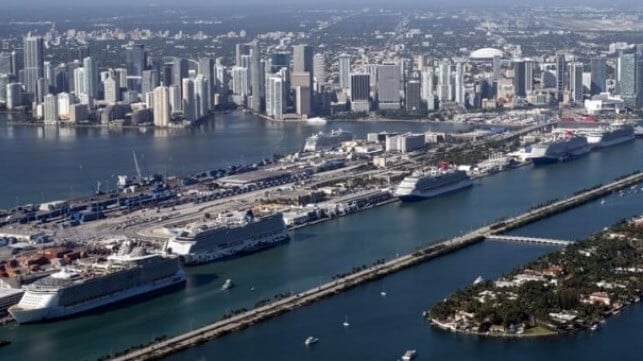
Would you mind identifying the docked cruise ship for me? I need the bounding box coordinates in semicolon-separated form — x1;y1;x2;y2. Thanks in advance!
394;166;473;201
303;129;353;152
556;125;635;148
8;243;185;324
164;211;289;265
529;133;591;165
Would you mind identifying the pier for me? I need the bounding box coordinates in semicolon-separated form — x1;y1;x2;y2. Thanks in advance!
109;170;642;361
484;235;572;246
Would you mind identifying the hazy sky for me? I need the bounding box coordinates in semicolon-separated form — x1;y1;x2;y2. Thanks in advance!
5;0;643;7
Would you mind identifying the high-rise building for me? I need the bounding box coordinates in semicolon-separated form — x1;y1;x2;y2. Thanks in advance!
6;82;23;109
421;68;435;111
103;75;120;104
437;60;451;102
249;42;264;112
152;85;170;127
454;62;465;106
376;63;401;109
524;59;534;93
492;55;502;81
125;43;145;92
198;56;215;94
293;44;313;73
569;62;584;104
172;57;188;89
0;74;9;102
590;56;607;95
181;78;195;122
617;50;639;108
512;59;527;97
0;52;12;75
57;92;71;119
83;57;97;99
142;69;159;94
11;50;22;78
313;53;326;85
235;43;251;67
339;54;351;91
232;66;249;96
555;52;566;101
291;71;312;116
405;80;421;112
43;93;58;123
350;73;370;112
168;84;181;114
194;74;210;119
266;74;285;120
73;67;86;98
23;35;44;95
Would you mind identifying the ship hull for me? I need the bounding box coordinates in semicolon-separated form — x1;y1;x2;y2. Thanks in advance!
9;271;185;324
397;179;473;202
596;134;635;148
532;146;591;166
180;233;289;266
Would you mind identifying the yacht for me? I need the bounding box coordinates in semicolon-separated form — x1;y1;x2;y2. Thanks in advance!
402;350;417;360
305;336;319;346
221;279;233;291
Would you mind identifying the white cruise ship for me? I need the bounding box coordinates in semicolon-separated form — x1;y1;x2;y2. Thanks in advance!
8;243;185;324
303;129;353;152
557;125;635;148
164;211;289;265
529;133;590;165
394;166;472;201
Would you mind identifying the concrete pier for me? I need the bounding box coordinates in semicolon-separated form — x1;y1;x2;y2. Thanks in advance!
109;170;642;361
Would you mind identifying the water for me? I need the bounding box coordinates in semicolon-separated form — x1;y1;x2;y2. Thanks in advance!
0;112;465;209
0;115;641;360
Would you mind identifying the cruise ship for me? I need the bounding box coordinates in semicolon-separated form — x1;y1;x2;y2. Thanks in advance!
8;242;185;324
164;211;289;265
394;166;473;202
557;125;635;148
529;133;591;165
303;129;353;152
635;125;643;137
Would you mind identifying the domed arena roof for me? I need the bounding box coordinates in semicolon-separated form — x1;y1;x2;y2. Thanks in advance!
469;48;504;59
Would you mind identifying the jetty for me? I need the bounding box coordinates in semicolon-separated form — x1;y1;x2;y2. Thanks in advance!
109;170;643;361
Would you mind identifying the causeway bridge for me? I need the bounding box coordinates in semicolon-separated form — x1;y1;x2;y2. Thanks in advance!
485;234;572;246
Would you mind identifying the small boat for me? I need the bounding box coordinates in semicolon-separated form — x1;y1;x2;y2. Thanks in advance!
342;315;350;327
402;350;417;360
221;279;233;290
590;324;598;331
305;336;319;346
381;290;387;297
250;287;255;292
600;199;605;205
473;276;484;285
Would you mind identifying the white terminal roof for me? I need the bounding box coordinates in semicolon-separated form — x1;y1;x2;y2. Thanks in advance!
469;48;504;59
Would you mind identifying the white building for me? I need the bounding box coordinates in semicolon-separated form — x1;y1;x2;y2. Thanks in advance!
43;93;58;124
57;92;71;119
385;133;426;153
153;85;171;127
421;67;435;111
181;78;195;122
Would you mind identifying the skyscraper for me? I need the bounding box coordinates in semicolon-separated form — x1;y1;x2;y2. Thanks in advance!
43;93;58;123
168;84;181;114
569;62;584;104
103;73;120;104
6;82;23;109
350;73;370;112
421;68;435;111
555;52;566;102
125;43;145;91
232;66;249;96
437;60;451;102
73;67;86;99
291;72;312;116
198;56;215;94
590;56;607;95
172;57;188;89
0;74;9;102
376;63;401;109
524;59;534;93
339;54;351;91
512;59;527;97
249;42;264;112
405;80;421;112
142;69;159;95
293;44;313;73
617;50;638;108
194;74;210;119
313;53;326;84
23;35;44;95
181;78;196;122
152;85;170;127
83;57;97;99
235;43;250;67
492;55;502;81
0;52;11;75
266;74;285;120
454;62;465;106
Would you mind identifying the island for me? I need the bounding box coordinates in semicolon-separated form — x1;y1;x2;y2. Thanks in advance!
428;216;643;337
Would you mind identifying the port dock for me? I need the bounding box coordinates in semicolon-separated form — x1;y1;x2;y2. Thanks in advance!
109;170;642;361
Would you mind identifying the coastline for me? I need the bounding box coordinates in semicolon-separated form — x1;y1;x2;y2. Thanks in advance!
429;318;558;338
